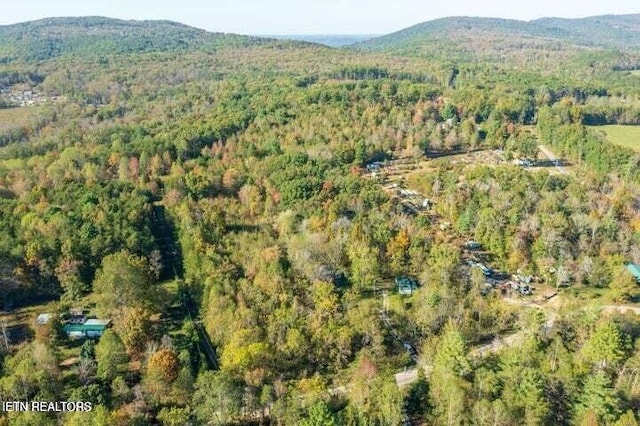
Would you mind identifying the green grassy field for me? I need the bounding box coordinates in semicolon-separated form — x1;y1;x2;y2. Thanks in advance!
0;106;42;132
591;125;640;152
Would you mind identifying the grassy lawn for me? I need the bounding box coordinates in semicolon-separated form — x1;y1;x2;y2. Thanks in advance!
0;106;42;132
0;300;60;346
591;125;640;152
558;285;636;306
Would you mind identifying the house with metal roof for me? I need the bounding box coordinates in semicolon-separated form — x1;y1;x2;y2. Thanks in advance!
627;263;640;283
63;319;111;339
396;276;418;295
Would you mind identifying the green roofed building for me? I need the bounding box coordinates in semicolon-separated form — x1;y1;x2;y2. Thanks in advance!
627;263;640;283
396;276;418;295
63;319;111;339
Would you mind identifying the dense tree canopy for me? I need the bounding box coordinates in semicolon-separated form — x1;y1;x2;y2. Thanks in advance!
1;14;640;426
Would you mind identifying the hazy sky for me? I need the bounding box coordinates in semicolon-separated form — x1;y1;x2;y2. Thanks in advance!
2;0;639;34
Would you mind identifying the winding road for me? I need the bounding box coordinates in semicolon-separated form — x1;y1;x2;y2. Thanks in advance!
393;297;559;388
393;300;640;387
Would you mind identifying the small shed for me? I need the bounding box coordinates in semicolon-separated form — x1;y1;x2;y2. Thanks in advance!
627;263;640;283
36;314;52;325
69;308;84;317
396;276;418;295
63;319;111;339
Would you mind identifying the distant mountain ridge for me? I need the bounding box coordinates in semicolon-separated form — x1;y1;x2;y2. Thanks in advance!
532;15;640;47
2;14;639;64
0;17;297;62
353;14;640;53
265;34;379;48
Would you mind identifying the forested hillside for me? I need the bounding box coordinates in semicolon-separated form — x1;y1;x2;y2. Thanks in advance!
533;15;640;49
0;17;293;63
0;15;639;426
354;14;640;61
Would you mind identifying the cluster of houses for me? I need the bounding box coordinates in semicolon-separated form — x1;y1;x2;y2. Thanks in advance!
36;311;111;339
499;274;536;296
0;88;52;107
368;159;640;304
391;235;640;303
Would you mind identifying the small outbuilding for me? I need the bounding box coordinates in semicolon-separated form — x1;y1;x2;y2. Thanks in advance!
36;313;52;325
396;276;418;295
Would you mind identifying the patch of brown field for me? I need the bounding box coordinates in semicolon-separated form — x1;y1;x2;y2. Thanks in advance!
128;360;142;372
0;106;42;132
59;357;79;368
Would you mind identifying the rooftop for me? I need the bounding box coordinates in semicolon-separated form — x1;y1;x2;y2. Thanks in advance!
396;276;418;294
84;319;111;327
36;313;52;325
62;318;111;333
627;263;640;280
63;322;109;333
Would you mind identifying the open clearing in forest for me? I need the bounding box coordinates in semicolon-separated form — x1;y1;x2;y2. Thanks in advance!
0;301;58;347
0;106;42;132
387;148;570;191
590;125;640;152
